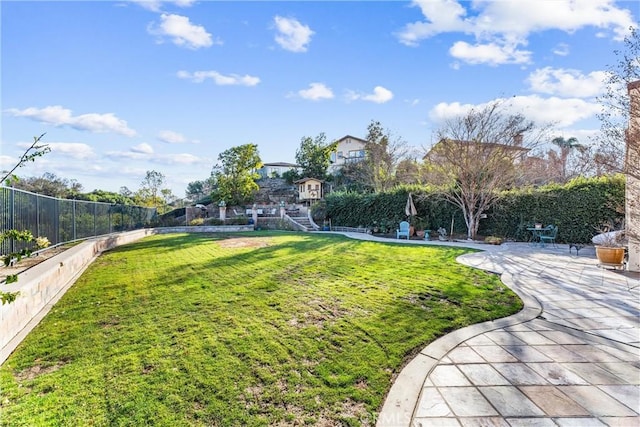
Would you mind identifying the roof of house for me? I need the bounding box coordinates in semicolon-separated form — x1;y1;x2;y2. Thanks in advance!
294;177;325;184
334;135;367;144
424;138;530;159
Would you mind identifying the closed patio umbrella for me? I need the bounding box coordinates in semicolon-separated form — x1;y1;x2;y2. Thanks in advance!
405;193;417;218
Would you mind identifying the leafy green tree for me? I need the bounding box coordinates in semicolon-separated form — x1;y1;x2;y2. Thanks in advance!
119;186;133;199
281;169;300;184
135;170;165;206
295;133;336;179
77;190;135;205
396;158;425;185
186;175;216;202
11;172;83;198
211;144;262;206
161;188;177;206
134;170;175;213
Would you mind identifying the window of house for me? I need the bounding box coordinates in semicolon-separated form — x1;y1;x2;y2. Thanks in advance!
337;151;343;158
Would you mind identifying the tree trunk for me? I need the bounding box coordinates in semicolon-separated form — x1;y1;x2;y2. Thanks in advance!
464;212;476;240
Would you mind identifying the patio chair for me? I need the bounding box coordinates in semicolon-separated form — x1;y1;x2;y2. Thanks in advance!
539;225;558;248
397;221;410;239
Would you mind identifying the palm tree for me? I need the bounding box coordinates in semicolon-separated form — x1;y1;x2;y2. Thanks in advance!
551;136;583;181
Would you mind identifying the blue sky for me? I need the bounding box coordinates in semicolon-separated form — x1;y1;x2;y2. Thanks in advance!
2;0;638;197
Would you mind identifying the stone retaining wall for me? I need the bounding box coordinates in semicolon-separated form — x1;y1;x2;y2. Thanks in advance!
155;225;254;233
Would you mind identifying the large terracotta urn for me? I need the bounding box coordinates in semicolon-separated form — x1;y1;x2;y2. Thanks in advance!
595;246;626;266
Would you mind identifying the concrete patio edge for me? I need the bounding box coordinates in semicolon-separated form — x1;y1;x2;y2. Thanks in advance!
376;261;543;427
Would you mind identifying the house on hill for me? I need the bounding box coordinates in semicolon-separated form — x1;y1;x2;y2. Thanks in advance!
328;135;367;173
424;137;530;165
258;162;300;179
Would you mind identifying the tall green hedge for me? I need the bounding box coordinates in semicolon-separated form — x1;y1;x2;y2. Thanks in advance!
484;175;625;243
324;175;625;243
324;187;465;234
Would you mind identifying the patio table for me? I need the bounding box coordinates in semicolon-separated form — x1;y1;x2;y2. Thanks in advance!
527;226;553;247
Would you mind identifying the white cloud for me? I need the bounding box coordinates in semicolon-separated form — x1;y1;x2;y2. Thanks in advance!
396;0;636;65
106;145;207;166
5;105;137;137
177;70;260;86
148;13;219;49
130;0;196;12
527;67;607;98
449;40;531;65
132;143;154;154
155;153;202;165
157;130;187;144
106;150;148;161
297;83;334;101
429;95;601;128
47;142;96;160
347;86;394;104
553;43;570;56
396;0;469;46
0;155;16;169
273;16;314;53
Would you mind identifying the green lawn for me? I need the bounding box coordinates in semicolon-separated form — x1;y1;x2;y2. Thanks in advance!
0;232;522;426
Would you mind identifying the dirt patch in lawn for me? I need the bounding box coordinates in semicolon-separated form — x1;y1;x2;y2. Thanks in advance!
217;236;272;249
15;360;67;381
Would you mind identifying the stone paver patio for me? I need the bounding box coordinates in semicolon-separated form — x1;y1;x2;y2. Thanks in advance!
335;233;639;427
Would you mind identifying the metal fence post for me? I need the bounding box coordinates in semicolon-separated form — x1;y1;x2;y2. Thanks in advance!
36;194;40;239
9;188;15;254
72;200;76;241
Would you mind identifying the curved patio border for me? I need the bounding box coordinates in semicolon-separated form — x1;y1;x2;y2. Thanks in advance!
316;231;546;426
375;254;543;427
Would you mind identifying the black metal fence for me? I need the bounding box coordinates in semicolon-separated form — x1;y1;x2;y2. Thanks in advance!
0;187;157;255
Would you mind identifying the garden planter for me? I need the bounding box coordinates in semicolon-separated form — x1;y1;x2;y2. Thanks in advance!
595;246;625;266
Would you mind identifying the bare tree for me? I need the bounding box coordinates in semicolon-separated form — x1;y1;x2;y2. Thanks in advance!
425;101;550;240
595;26;639;270
1;133;50;185
595;26;639;173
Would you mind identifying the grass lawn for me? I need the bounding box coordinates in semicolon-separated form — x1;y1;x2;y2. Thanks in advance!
0;232;522;426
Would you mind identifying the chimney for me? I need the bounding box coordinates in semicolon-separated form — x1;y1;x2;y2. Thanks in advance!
514;134;523;146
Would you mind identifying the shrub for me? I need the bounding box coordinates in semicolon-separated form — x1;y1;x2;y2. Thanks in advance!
325;175;625;244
